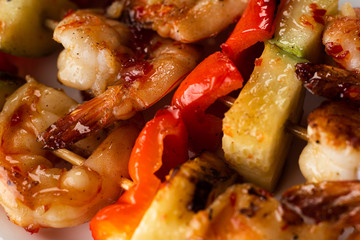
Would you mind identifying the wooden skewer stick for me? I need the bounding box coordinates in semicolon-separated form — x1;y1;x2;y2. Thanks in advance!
53;149;86;166
285;121;309;141
218;96;309;141
219;95;237;108
119;177;134;191
53;148;134;190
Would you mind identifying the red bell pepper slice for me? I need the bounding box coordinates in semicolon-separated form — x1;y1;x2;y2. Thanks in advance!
172;51;243;152
221;0;277;62
90;107;188;240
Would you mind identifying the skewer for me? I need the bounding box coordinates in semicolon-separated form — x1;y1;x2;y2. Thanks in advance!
219;95;237;108
218;96;309;141
52;96;307;191
53;148;134;190
53;149;86;166
119;177;134;191
285;121;309;141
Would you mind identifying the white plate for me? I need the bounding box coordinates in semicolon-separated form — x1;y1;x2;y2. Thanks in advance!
0;0;356;239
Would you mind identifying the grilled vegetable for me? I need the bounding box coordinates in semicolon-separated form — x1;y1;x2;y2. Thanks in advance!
90;107;189;240
0;0;75;57
222;0;338;191
171;51;243;152
222;43;305;191
221;0;276;62
270;0;338;62
131;152;238;240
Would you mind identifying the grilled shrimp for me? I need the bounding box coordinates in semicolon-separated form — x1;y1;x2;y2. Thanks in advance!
281;181;360;227
294;3;360;183
0;78;139;232
40;9;200;149
54;9;132;96
128;0;248;43
295;63;360;103
54;9;200;96
187;182;360;240
299;101;360;183
323;3;360;73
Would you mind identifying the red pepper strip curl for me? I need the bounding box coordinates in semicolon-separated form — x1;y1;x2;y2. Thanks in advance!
221;0;277;63
172;51;244;152
90;107;188;240
171;0;277;152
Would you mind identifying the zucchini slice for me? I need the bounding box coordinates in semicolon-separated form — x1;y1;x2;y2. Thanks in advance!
132;152;238;240
270;0;338;61
222;43;305;191
222;0;338;191
0;0;75;57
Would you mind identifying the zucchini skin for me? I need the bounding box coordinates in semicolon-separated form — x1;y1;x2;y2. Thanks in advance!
270;0;338;61
222;43;306;191
222;0;338;191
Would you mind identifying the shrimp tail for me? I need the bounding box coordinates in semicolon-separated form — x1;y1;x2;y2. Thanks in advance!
295;63;360;102
39;86;122;150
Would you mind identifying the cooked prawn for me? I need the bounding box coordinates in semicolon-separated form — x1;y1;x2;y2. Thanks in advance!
295;11;360;183
0;78;139;232
187;182;360;240
295;63;360;103
54;9;200;96
323;3;360;73
41;9;200;149
299;101;360;183
54;9;133;96
293;3;360;184
128;0;248;43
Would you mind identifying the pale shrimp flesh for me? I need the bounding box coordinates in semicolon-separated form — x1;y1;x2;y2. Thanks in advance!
54;9;133;96
0;78;139;232
323;4;360;73
128;0;248;43
41;9;200;149
187;182;360;240
298;101;360;183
